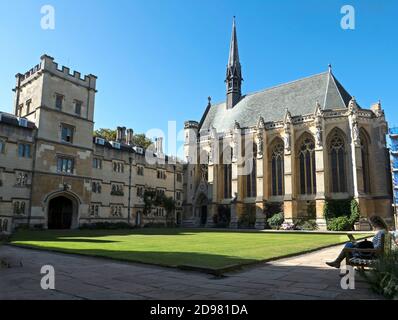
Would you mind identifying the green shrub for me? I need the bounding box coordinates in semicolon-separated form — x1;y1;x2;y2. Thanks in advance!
362;251;398;299
238;205;256;229
327;216;352;231
349;199;360;225
213;205;231;228
323;199;351;220
324;199;360;231
143;223;166;228
267;212;284;230
296;219;318;230
306;201;316;219
0;234;11;243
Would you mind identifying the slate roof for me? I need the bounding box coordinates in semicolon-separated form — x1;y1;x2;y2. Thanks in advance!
199;71;353;134
0;112;35;129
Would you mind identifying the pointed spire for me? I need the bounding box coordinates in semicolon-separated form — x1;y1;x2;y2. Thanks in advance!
228;17;240;68
314;100;322;116
226;17;243;109
284;108;292;124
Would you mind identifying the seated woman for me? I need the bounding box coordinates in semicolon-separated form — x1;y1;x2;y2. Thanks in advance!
392;230;398;249
326;215;389;269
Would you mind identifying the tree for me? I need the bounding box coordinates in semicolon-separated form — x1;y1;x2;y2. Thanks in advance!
94;128;116;141
140;188;176;227
94;129;153;149
132;133;153;149
141;188;162;218
162;195;176;226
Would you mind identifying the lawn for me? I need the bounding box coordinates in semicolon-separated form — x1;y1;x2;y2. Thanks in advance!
11;229;371;272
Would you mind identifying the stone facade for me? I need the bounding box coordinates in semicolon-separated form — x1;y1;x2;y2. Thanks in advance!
182;20;393;230
0;55;183;233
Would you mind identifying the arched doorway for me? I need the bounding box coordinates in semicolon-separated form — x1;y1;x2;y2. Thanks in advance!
48;196;74;229
200;206;208;226
195;193;208;226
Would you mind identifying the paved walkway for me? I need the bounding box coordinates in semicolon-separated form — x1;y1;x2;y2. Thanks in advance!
0;245;381;300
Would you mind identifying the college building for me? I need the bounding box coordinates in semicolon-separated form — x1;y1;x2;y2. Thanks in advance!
0;19;394;233
0;55;184;233
182;18;393;230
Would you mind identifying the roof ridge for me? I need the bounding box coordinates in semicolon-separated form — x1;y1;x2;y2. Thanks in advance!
209;70;329;107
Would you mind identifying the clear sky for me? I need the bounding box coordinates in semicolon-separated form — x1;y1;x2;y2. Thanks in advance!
0;0;397;154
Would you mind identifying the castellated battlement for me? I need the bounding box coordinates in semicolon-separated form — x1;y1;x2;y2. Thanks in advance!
184;120;199;130
16;54;97;90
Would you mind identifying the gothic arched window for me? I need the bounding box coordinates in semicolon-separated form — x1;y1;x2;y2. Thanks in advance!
223;147;232;199
246;143;257;197
329;130;347;193
360;130;371;193
20;202;26;215
271;140;284;196
298;135;316;195
13;202;19;214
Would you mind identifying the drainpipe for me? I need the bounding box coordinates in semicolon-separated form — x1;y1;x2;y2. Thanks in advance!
14;74;22;116
128;156;133;225
174;164;176;226
27;128;38;228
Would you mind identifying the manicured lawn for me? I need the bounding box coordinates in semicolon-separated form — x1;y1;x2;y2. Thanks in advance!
11;229;371;271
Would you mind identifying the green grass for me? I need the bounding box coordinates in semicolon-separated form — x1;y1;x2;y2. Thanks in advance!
11;229;371;271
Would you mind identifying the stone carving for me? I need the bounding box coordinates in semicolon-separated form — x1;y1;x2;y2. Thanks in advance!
208;126;217;164
314;102;323;147
208;142;214;164
284;130;291;153
16;172;28;187
315;126;322;147
348;97;358;113
349;106;360;145
232;121;241;162
200;164;208;181
256;117;265;158
283;109;292;153
352;121;360;145
232;135;238;162
257;131;264;158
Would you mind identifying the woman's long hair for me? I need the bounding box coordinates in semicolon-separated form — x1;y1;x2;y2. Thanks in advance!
369;216;389;231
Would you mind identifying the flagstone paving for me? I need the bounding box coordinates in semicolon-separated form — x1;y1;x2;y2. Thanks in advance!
0;244;382;300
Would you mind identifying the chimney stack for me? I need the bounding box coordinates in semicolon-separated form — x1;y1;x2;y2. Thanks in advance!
120;127;126;143
126;129;134;145
155;137;164;154
116;127;122;142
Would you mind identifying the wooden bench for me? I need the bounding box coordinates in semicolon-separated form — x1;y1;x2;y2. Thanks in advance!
344;233;392;270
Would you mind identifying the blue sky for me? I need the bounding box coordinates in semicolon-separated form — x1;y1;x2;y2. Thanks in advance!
0;0;397;154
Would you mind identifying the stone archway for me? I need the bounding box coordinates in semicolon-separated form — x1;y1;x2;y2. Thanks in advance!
46;192;80;230
48;197;73;229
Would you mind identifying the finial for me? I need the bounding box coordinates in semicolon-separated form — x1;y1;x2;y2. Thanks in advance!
328;64;332;73
208;96;212;104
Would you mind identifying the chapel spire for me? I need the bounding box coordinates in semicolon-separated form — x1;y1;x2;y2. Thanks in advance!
226;17;243;109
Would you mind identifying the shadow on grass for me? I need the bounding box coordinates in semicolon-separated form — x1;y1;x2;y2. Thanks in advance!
13;228;371;239
10;244;259;275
